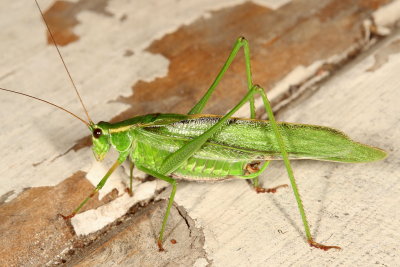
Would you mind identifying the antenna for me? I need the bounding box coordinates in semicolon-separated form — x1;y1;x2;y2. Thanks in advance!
0;87;89;126
34;0;93;124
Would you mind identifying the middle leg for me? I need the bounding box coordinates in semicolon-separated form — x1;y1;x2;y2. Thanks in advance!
136;165;177;252
238;161;288;193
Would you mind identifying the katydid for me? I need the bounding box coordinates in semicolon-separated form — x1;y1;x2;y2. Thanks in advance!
0;1;387;252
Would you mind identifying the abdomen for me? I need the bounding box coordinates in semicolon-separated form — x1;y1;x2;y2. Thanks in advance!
130;129;257;180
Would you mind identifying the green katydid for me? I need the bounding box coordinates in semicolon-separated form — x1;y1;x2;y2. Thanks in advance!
0;0;387;252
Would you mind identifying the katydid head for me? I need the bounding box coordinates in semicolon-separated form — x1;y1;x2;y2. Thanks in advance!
90;121;111;162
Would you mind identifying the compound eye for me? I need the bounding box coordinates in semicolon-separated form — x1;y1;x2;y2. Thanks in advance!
93;128;102;139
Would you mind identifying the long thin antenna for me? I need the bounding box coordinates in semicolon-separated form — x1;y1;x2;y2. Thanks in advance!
34;0;92;123
0;87;89;126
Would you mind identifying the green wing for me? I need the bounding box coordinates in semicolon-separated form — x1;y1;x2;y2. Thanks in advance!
140;114;386;163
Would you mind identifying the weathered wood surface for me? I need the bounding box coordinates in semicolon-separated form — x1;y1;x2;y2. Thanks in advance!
0;0;399;266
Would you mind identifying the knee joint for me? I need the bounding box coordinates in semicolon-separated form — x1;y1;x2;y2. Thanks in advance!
237;36;248;45
252;84;264;93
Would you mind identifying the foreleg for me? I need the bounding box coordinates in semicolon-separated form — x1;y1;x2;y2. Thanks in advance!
59;160;121;219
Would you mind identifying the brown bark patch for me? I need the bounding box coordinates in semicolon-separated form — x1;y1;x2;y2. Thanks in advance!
113;0;388;123
0;172;112;266
43;0;113;46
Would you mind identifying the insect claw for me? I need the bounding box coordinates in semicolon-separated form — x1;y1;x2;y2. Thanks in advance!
58;212;76;220
125;187;134;197
157;239;165;252
255;184;288;194
307;239;341;251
